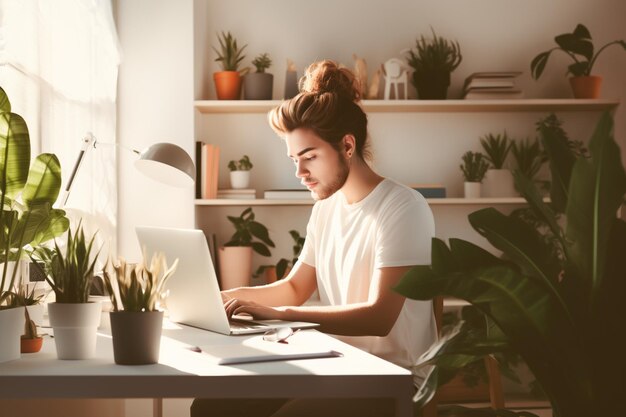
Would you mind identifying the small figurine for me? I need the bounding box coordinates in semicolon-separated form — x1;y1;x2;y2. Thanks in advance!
353;54;368;98
382;58;410;100
284;59;299;99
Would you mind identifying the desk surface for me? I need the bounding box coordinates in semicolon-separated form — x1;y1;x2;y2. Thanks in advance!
0;321;414;416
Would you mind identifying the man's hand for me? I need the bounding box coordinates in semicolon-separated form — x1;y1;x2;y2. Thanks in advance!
223;297;285;321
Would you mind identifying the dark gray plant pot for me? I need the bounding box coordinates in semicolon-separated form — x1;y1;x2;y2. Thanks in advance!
110;310;163;365
243;72;273;100
413;70;451;100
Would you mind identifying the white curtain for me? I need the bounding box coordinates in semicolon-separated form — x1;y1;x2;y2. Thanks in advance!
0;0;121;257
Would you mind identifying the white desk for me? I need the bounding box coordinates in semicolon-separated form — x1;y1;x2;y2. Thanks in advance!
0;322;414;417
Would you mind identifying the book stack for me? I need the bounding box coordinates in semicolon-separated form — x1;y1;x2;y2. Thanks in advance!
410;184;447;198
195;141;220;199
217;189;256;199
263;189;313;199
463;72;523;99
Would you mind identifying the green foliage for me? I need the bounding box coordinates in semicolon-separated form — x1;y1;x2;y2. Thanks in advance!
224;207;275;256
0;86;69;308
33;224;101;304
212;31;247;72
252;53;272;73
511;137;547;183
460;151;489;182
406;28;462;77
103;253;178;312
275;229;305;280
480;132;512;169
531;23;626;78
396;112;626;417
227;154;253;171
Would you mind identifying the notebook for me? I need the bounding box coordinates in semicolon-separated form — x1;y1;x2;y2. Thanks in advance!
135;226;319;335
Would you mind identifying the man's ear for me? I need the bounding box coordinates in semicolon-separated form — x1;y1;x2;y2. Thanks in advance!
342;134;356;158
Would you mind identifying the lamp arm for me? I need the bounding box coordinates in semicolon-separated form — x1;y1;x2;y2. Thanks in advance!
59;132;96;208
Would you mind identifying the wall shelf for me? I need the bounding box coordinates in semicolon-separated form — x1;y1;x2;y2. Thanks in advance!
194;98;620;114
195;197;536;206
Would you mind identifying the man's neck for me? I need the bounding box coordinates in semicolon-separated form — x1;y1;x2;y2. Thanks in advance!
340;158;384;204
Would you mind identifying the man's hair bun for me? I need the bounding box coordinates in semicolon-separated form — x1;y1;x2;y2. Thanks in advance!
300;60;361;102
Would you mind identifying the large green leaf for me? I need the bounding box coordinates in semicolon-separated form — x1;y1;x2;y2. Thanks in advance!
11;206;69;249
468;208;570;322
538;117;576;213
566;112;626;307
0;112;31;199
0;87;10;113
555;33;593;61
21;153;62;208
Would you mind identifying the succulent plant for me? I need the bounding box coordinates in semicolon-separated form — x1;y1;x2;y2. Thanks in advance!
460;151;489;183
252;53;272;73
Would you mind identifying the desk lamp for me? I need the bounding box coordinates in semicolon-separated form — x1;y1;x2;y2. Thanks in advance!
59;132;195;207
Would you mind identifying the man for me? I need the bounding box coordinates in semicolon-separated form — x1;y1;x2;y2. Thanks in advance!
192;60;435;417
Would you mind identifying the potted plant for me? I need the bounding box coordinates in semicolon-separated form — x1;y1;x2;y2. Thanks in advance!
219;207;275;290
33;224;102;360
0;85;69;363
102;253;178;365
460;151;489;198
256;229;305;284
480;132;517;197
243;53;273;100
396;112;625;417
511;137;547;192
228;154;253;189
212;31;247;100
531;23;626;98
12;285;44;354
406;28;462;99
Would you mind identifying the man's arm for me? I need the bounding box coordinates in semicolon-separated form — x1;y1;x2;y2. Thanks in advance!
221;261;317;307
224;265;411;337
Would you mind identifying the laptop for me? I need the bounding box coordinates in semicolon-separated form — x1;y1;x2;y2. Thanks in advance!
135;226;319;335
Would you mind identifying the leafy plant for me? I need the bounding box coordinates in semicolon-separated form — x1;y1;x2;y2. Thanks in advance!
228;154;253;171
460;151;489;182
212;31;247;72
225;207;275;256
395;112;626;417
32;224;101;304
103;253;178;312
252;53;272;73
511;137;547;182
480;132;513;169
275;229;305;279
531;23;626;79
0;86;69;308
406;28;462;79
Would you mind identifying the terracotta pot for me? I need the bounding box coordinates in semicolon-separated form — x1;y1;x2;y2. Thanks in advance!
20;337;43;353
110;311;163;365
213;71;242;100
569;76;602;99
218;246;253;290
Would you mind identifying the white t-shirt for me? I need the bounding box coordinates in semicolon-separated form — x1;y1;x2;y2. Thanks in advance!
299;178;437;386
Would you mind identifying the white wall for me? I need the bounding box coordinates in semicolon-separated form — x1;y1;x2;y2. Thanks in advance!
117;0;195;261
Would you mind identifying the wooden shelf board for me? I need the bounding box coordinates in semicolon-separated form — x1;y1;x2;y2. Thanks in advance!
194;98;619;114
194;197;538;206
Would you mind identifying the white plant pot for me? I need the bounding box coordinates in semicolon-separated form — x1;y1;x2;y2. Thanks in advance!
464;182;482;198
230;171;251;189
48;302;102;360
0;306;25;363
482;169;518;198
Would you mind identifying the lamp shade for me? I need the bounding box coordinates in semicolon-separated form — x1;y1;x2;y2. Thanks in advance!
134;143;196;187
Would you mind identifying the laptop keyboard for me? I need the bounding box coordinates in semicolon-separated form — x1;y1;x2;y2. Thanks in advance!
229;319;266;330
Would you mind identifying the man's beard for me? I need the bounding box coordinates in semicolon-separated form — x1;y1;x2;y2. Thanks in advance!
311;155;350;200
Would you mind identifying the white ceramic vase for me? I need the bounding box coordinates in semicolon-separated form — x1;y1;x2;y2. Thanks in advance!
48;301;102;360
482;169;517;197
230;171;251;189
464;182;482;198
0;306;25;363
218;246;253;290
